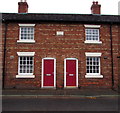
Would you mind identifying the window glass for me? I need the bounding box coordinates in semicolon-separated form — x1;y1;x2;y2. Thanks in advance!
20;27;34;40
19;56;34;74
86;57;100;74
85;29;99;41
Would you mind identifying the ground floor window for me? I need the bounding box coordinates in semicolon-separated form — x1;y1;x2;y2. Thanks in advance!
86;57;100;74
16;52;35;78
16;52;103;79
19;56;34;74
85;52;103;78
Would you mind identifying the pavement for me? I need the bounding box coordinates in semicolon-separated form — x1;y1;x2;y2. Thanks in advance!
2;88;120;98
2;89;120;112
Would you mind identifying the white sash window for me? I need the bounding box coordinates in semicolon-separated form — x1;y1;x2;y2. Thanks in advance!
16;52;35;78
85;52;103;78
17;24;35;43
84;25;102;44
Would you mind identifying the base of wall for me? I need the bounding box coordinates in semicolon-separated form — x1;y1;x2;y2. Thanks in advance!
3;85;114;90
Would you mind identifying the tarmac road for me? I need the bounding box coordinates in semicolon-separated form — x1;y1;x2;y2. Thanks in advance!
2;96;119;112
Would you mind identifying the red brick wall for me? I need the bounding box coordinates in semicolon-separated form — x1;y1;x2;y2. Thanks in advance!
118;26;120;90
0;22;3;84
111;25;119;90
2;22;119;89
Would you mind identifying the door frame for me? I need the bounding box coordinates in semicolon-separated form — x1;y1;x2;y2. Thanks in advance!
41;58;56;88
64;58;78;88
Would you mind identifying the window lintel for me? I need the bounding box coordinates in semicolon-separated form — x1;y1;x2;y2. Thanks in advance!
17;52;35;56
85;52;102;57
84;25;101;28
19;24;35;27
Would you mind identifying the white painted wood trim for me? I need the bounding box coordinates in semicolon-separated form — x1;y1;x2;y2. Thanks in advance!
84;25;101;28
64;58;78;88
76;59;78;87
64;59;66;88
17;73;34;75
19;24;35;27
18;56;20;77
99;57;101;77
85;75;103;78
41;58;44;88
65;58;77;60
16;75;35;78
17;53;35;78
17;40;35;43
41;58;56;88
84;40;102;44
85;52;103;79
85;52;102;57
42;58;56;60
17;52;35;56
54;58;56;88
19;26;35;41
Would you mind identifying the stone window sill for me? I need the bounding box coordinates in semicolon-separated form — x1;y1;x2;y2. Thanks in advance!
84;41;102;44
17;40;35;43
85;74;103;78
16;75;35;78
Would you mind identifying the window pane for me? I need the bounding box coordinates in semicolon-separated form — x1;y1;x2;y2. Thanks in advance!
87;70;89;73
19;56;34;74
20;27;34;40
85;29;99;41
86;56;100;74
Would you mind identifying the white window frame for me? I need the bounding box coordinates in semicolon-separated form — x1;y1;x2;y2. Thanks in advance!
85;52;103;78
16;52;35;78
17;24;35;43
84;25;102;44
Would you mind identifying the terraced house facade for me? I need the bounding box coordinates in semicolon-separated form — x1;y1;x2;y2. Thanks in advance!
2;1;120;89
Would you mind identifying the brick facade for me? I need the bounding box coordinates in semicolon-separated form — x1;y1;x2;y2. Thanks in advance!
2;1;120;89
2;22;120;89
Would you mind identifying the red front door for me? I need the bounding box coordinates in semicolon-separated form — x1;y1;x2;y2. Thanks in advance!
65;59;77;87
43;58;55;87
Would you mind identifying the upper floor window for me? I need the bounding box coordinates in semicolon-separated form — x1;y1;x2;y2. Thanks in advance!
21;27;34;40
17;24;35;43
85;29;99;41
84;25;102;44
